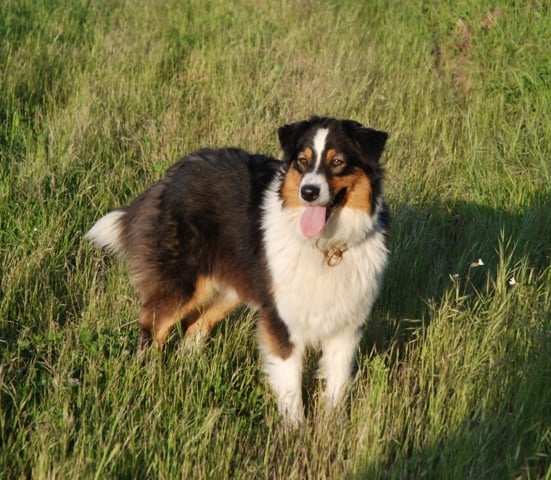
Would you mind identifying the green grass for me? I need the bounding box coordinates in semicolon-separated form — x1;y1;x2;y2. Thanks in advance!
1;0;550;478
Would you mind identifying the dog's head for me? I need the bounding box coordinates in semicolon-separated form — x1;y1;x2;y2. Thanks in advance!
277;116;388;238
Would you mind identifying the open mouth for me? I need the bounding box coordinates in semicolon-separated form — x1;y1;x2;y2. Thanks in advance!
300;188;347;238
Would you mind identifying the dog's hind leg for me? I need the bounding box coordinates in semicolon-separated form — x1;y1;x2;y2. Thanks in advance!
137;276;221;349
137;297;194;349
182;288;242;346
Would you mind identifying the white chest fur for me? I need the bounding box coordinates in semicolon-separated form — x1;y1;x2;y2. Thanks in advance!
261;181;389;348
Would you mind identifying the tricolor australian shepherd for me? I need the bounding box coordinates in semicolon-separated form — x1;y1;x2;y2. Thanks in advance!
86;116;389;424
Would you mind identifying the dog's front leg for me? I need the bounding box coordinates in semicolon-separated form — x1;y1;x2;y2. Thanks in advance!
262;346;305;426
258;312;304;425
319;326;362;410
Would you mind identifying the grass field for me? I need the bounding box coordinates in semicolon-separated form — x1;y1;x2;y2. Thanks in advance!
1;0;550;478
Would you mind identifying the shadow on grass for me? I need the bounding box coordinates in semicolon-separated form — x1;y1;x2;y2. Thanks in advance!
365;189;551;352
357;190;551;478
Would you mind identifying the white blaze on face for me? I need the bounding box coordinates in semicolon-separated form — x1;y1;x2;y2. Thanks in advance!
300;127;330;203
312;127;329;169
299;127;331;238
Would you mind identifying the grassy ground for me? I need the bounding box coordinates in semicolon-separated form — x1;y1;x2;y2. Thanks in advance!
1;0;550;478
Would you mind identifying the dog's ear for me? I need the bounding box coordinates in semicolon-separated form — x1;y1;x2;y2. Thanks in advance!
277;117;317;161
342;120;388;165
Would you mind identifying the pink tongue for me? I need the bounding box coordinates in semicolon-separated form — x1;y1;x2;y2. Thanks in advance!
300;206;327;238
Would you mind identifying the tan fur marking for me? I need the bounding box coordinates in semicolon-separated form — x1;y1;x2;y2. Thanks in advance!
325;149;337;162
330;168;373;213
281;167;303;208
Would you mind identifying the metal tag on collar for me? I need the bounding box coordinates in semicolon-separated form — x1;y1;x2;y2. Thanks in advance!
316;240;348;267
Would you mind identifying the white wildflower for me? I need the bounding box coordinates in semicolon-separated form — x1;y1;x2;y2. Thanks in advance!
470;258;484;268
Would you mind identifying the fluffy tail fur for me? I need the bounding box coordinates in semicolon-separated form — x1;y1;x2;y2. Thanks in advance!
85;210;127;253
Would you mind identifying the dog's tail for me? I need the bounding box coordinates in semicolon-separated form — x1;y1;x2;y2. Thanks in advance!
85;210;127;254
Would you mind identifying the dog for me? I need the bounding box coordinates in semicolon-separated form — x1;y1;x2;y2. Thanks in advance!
86;116;389;424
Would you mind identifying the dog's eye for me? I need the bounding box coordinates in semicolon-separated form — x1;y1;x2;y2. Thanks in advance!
330;156;346;170
297;155;309;167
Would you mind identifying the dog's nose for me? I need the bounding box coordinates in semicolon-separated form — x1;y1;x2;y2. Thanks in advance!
300;184;320;202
